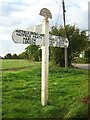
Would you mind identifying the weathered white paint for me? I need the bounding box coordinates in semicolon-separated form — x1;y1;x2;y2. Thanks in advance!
12;29;45;45
41;18;49;106
39;8;52;19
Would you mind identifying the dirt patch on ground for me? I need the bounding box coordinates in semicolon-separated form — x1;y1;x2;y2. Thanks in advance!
0;66;31;71
81;95;90;105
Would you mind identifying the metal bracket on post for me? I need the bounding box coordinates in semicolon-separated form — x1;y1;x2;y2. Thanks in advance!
39;8;52;106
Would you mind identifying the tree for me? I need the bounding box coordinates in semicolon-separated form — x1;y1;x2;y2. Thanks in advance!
85;48;90;58
85;48;90;63
50;25;88;67
12;54;18;59
19;52;28;59
25;45;41;61
4;53;12;59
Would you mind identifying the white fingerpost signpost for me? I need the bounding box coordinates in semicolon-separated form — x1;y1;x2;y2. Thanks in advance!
39;8;52;106
12;8;69;106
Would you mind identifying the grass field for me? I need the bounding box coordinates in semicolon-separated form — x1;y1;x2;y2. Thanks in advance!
1;59;89;119
1;59;35;69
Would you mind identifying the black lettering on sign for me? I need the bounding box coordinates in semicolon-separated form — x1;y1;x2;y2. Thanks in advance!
16;30;31;37
16;30;44;38
23;37;36;45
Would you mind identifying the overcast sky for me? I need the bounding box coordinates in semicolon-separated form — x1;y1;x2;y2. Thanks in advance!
0;0;89;57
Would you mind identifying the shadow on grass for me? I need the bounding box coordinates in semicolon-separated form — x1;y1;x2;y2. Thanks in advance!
68;109;89;120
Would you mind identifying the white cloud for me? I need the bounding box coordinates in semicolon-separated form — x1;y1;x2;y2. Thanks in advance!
0;0;90;57
66;6;88;29
0;40;28;57
65;0;89;29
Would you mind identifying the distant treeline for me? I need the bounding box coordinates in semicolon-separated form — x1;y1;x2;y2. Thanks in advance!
2;53;22;59
2;53;31;60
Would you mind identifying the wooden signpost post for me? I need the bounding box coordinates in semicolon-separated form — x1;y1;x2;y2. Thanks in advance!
39;8;52;106
12;8;69;106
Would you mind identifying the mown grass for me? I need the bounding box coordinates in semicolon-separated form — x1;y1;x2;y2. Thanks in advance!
1;59;37;69
2;60;89;119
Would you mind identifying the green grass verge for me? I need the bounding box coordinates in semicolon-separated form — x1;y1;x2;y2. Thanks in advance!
2;61;88;119
1;59;37;69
